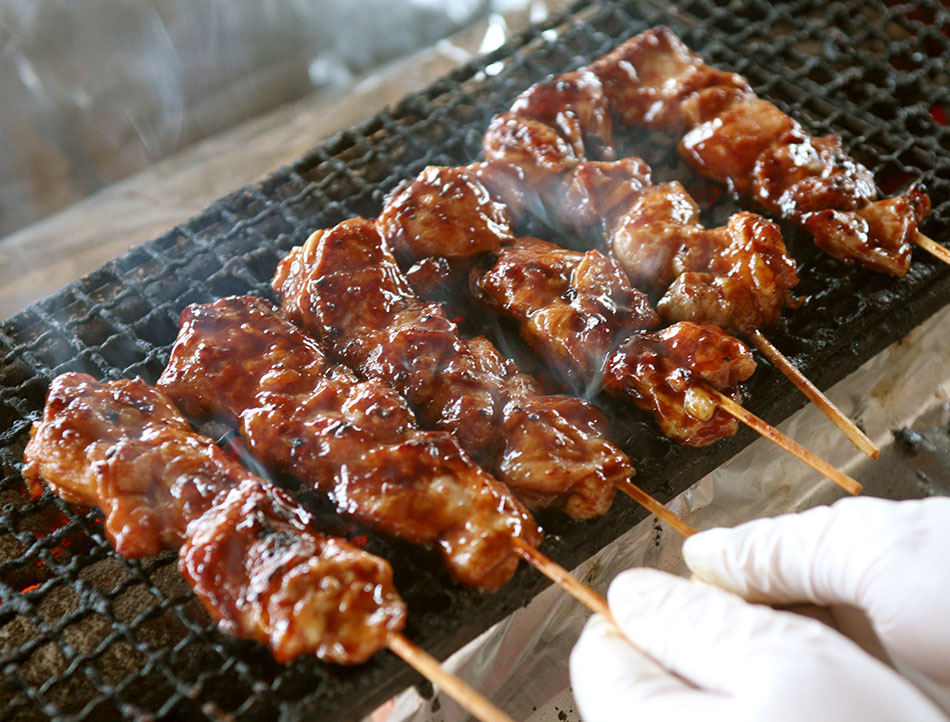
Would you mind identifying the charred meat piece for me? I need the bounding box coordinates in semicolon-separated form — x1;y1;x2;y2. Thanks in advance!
181;480;405;664
23;373;224;556
23;373;406;665
275;220;632;520
483;70;614;197
483;112;580;191
607;180;798;334
504;70;616;163
379;165;514;263
603;323;757;447
559;157;653;235
587;26;751;133
474;237;659;382
587;26;931;275
158;295;538;590
474;238;755;446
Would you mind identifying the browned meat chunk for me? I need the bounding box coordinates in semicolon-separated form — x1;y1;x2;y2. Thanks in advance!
587;26;751;132
680;98;796;196
803;188;931;276
506;70;616;162
603;323;756;446
23;373;406;665
379;165;514;263
474;237;659;381
587;26;931;276
483;112;579;189
275;220;632;520
23;373;228;556
159;295;538;590
559;158;653;234
605;180;797;334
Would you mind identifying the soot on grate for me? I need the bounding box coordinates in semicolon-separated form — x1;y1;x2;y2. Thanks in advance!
0;1;948;719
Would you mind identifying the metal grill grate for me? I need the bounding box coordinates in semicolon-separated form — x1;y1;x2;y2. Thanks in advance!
1;1;948;718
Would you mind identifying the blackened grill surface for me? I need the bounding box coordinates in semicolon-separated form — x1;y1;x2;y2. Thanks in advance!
1;1;948;719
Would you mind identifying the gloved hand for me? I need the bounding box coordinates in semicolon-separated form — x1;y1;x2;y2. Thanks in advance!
570;496;950;722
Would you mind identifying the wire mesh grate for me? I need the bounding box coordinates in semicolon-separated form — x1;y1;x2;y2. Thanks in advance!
0;0;948;718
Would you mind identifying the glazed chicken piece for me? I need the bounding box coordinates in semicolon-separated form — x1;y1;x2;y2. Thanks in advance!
587;26;931;275
474;240;755;446
23;373;406;665
275;219;633;520
474;237;659;382
603;322;757;447
559;157;653;234
586;26;751;133
608;179;798;334
483;70;616;200
478;74;799;336
158;295;539;590
379;165;515;264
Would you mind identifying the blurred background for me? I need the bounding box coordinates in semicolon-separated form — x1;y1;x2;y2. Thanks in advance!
0;0;546;241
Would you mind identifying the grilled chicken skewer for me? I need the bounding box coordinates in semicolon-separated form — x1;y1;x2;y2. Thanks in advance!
473;237;860;494
274;219;695;536
481;61;878;457
375;165;860;492
22;374;516;722
159;294;631;610
585;26;934;276
158;295;540;591
562;158;879;458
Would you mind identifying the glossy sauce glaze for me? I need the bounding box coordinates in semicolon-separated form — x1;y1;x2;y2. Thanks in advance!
275;220;631;520
603;322;756;446
23;373;406;665
159;295;538;590
586;26;931;275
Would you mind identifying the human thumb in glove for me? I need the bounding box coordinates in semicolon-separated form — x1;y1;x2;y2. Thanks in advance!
684;495;950;708
570;568;947;722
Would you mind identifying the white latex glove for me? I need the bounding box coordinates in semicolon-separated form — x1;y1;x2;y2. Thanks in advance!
684;496;950;710
571;568;947;722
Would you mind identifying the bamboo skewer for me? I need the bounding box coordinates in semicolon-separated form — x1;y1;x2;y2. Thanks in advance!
749;330;879;459
387;633;515;722
615;478;697;537
915;232;950;266
511;537;612;618
702;384;863;495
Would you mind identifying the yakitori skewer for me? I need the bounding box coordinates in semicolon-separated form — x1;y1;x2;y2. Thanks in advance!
469;235;862;496
372;158;865;491
273;219;696;536
159;294;541;592
23;373;513;722
157;295;661;621
584;26;936;275
479;58;880;457
702;384;862;495
376;161;863;495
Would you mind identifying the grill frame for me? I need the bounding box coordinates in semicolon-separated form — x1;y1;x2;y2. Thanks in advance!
1;1;949;719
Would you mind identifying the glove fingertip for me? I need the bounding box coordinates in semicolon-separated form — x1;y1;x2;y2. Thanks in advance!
682;527;734;581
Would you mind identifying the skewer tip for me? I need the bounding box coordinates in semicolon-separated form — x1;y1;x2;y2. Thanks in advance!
387;633;515;722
